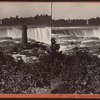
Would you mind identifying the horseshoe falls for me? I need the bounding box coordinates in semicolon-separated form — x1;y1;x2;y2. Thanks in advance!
52;27;100;53
52;27;100;38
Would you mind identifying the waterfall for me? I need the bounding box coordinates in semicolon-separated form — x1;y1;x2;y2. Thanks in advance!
93;29;100;38
52;27;100;38
0;26;51;44
67;29;95;37
7;28;22;38
27;27;51;44
0;27;22;38
52;27;100;52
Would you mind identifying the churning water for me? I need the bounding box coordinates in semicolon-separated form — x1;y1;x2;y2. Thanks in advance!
52;27;100;52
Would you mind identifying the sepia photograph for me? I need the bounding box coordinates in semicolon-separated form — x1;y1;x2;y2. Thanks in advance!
51;3;100;94
0;2;52;94
1;2;100;95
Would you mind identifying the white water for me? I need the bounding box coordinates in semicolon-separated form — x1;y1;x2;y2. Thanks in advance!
0;27;51;44
52;27;100;53
52;27;100;38
66;29;100;38
27;27;51;44
0;27;22;38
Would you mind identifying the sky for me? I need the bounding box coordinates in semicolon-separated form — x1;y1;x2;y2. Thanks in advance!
0;3;51;19
1;3;100;20
52;3;100;19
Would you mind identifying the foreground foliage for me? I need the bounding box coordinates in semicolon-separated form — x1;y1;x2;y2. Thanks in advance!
51;50;100;94
0;43;100;93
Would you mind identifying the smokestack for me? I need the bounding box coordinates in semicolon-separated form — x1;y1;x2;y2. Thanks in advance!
22;26;27;45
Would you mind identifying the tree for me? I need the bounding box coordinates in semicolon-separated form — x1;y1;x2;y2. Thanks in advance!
16;15;19;19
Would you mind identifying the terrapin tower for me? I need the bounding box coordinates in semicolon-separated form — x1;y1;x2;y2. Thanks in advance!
22;26;27;45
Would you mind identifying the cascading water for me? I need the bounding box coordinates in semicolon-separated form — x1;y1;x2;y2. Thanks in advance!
52;27;100;52
27;27;51;44
0;27;22;38
93;29;100;38
0;26;51;44
7;28;22;38
52;27;100;38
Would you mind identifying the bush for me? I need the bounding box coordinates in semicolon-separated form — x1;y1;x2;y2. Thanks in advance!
1;39;100;94
0;50;37;93
51;50;100;94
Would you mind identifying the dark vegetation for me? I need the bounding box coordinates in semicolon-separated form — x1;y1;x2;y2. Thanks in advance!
52;17;100;26
1;15;100;26
2;14;51;26
0;38;100;93
51;50;100;94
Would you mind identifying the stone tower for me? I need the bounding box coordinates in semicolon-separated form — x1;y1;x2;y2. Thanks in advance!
22;26;27;45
